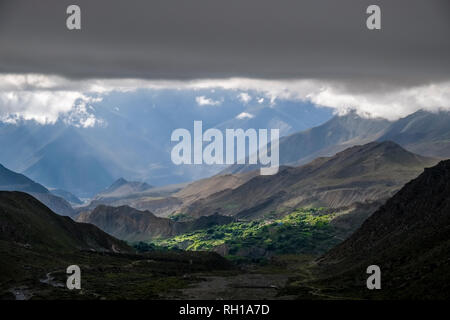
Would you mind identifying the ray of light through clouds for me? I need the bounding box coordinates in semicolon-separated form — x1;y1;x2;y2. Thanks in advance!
0;74;449;125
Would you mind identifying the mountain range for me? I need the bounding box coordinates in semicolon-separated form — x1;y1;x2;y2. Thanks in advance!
81;169;259;217
74;141;438;245
1;104;449;299
223;110;450;175
70;110;450;221
0;90;333;196
2;107;449;199
175;141;437;220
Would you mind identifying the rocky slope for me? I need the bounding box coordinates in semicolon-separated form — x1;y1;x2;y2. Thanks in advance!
0;192;131;253
318;160;450;299
0;192;233;300
182;141;437;219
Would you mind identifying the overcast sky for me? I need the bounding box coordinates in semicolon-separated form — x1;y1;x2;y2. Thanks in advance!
0;0;449;123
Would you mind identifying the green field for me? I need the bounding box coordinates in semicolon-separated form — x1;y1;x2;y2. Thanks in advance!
149;208;342;260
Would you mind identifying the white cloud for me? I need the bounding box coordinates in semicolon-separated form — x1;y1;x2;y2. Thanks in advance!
306;82;450;120
238;92;252;104
0;74;106;125
195;96;222;106
236;112;254;120
188;78;450;120
0;90;98;125
1;73;450;124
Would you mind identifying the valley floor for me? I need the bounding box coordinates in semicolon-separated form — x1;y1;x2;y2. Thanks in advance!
171;273;294;300
162;255;354;300
1;242;342;300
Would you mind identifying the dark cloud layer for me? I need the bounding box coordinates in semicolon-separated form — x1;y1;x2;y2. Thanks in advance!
0;0;449;84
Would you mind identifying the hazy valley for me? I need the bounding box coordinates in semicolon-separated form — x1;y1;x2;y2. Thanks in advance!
1;109;449;300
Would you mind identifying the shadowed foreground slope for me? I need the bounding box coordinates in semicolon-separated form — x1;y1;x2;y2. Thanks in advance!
316;160;450;299
0;192;130;252
0;164;75;216
0;192;233;299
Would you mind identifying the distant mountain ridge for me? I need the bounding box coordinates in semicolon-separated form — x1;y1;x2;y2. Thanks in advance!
77;205;234;241
77;141;438;222
378;109;450;159
50;188;83;205
94;178;153;200
182;141;438;220
0;164;48;194
78;171;259;218
2;108;449;198
135;170;259;217
223;110;450;175
0;164;75;216
222;111;391;174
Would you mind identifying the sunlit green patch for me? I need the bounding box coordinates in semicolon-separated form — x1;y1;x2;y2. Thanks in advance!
149;208;341;259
